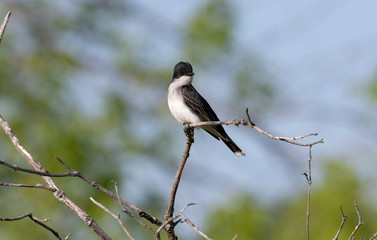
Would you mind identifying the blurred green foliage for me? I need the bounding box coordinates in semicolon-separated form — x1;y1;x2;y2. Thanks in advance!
186;0;233;64
0;1;145;239
369;75;377;104
0;0;273;238
204;161;377;240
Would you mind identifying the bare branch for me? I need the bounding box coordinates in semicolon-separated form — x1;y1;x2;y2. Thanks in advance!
187;108;323;147
1;156;162;228
55;157;163;227
0;213;61;239
1;155;162;228
90;197;135;240
156;214;182;238
157;203;204;240
164;125;194;239
0;11;11;45
113;182;156;234
332;206;347;240
0;182;56;192
180;214;209;239
303;145;313;240
348;201;364;240
179;202;198;213
0;159;79;177
157;203;197;233
0;115;111;240
180;214;213;240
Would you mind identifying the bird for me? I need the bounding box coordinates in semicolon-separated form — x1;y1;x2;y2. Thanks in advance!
167;61;245;156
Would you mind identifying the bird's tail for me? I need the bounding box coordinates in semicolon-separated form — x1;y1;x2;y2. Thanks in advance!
222;137;245;157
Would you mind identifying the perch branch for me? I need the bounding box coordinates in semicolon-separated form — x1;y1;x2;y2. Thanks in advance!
187;108;323;147
164;125;194;239
165;107;323;239
0;213;61;239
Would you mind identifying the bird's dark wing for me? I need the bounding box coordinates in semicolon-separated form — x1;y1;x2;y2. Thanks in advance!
181;85;228;140
181;85;219;121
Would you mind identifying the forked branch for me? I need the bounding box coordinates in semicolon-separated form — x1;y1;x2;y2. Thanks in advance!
332;206;347;240
348;201;364;240
0;213;62;239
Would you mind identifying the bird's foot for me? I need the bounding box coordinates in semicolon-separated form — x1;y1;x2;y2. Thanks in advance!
183;124;194;143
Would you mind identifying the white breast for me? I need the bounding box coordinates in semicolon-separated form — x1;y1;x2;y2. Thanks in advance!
168;81;201;124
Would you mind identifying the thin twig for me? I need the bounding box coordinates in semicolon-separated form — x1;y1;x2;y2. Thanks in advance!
303;145;313;240
90;197;135;240
159;203;212;240
55;157;163;227
157;203;197;234
164;125;194;240
179;202;198;213
113;182;156;234
55;157;76;171
0;182;56;192
0;213;61;239
0;11;11;44
370;232;377;240
332;206;347;240
187;108;323;147
180;214;213;240
0;159;79;177
348;201;364;240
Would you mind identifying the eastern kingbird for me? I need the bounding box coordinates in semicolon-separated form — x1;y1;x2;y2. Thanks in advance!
168;61;245;156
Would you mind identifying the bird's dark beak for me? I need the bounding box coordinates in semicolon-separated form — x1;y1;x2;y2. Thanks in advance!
187;72;195;76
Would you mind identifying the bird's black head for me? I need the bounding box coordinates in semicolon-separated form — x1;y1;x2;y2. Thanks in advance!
172;61;195;80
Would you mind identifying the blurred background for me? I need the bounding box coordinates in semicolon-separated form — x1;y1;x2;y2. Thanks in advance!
1;0;377;239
